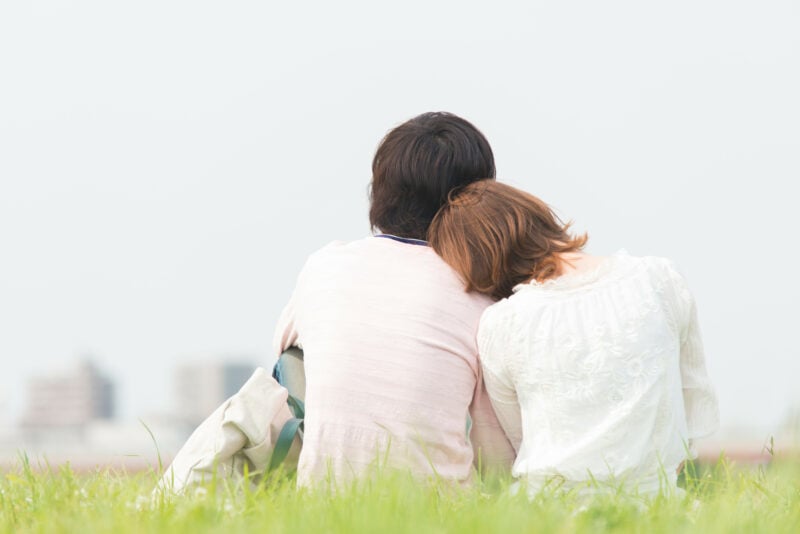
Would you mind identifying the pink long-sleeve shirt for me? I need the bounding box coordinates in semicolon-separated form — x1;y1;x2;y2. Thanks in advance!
273;236;515;486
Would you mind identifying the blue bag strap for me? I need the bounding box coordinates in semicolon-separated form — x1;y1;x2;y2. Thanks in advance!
269;416;303;472
267;393;305;472
286;394;305;420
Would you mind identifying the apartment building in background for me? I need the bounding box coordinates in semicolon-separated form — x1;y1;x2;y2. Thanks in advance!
174;361;255;426
20;359;114;429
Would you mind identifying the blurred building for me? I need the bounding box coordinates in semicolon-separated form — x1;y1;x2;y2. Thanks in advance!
174;361;255;426
20;359;114;429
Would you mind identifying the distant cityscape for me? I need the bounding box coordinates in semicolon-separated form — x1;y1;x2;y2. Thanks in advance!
0;358;257;470
1;358;798;470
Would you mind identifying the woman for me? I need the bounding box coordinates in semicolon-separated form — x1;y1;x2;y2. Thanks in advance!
428;180;719;495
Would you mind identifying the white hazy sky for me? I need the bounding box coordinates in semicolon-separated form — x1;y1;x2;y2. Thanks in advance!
1;1;798;437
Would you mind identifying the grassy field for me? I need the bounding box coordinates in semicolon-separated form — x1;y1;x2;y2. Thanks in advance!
1;455;799;533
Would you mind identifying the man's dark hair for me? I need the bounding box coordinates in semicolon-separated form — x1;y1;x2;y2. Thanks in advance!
369;112;496;240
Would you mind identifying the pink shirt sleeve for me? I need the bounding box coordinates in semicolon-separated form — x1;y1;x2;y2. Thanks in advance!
272;269;303;357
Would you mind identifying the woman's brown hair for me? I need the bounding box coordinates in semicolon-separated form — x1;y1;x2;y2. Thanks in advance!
428;181;588;300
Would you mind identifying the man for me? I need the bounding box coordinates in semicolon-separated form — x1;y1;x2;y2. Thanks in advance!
273;112;515;486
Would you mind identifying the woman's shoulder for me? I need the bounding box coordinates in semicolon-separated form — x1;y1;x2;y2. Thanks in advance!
629;252;678;271
631;254;691;287
480;297;515;325
618;251;686;292
500;251;690;307
476;300;516;368
620;254;697;327
596;249;675;273
588;250;687;284
477;297;523;348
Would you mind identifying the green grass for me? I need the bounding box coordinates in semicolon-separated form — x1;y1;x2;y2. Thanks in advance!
1;455;799;533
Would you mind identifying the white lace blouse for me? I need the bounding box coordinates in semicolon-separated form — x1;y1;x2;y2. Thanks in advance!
478;251;719;494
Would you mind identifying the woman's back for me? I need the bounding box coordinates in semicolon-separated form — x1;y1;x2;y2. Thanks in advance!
477;251;719;494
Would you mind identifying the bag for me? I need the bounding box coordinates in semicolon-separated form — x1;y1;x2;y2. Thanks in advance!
156;367;304;494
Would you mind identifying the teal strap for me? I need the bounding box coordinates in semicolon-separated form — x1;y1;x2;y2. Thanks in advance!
267;393;305;472
286;394;305;420
269;417;303;472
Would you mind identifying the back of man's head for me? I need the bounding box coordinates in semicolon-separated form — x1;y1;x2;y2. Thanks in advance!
369;112;496;240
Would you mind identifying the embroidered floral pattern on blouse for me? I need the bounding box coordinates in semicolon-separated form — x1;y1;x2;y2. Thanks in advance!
478;253;719;494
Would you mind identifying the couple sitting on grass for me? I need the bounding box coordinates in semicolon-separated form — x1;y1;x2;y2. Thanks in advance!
167;112;719;496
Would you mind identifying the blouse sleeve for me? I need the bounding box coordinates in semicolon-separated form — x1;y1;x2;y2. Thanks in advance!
667;263;720;441
477;308;524;454
467;365;516;471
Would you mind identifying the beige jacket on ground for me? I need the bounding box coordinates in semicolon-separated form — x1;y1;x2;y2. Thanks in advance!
156;368;300;494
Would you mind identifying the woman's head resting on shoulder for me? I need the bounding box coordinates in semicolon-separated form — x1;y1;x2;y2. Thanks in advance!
428;181;588;300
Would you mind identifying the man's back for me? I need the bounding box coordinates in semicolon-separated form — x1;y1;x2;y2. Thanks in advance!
274;236;510;486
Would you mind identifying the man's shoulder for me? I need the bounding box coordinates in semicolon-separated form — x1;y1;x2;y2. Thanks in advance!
306;239;349;258
303;237;373;264
306;235;439;266
301;236;427;278
301;236;489;303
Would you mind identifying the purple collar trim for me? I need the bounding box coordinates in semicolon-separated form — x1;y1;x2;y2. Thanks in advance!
375;234;429;246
